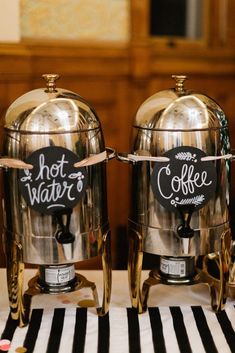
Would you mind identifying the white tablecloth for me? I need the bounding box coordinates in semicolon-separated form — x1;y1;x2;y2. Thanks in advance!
0;269;235;353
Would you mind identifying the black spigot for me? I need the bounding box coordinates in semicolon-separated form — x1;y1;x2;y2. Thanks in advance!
54;208;75;244
177;205;195;239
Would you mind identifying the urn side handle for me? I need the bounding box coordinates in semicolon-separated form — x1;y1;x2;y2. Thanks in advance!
74;147;115;168
0;158;33;169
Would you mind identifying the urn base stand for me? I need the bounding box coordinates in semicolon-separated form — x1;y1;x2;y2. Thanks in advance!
5;230;111;328
128;228;231;314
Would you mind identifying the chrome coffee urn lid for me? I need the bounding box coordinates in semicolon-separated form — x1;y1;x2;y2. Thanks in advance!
4;74;100;134
133;75;228;132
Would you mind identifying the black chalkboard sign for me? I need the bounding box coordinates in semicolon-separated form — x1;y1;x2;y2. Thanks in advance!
19;146;88;214
151;146;217;212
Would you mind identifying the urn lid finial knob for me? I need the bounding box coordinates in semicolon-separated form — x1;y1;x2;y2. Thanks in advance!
172;74;187;93
42;73;60;93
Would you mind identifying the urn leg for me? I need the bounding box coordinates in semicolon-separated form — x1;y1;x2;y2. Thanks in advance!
142;270;161;312
6;240;28;327
228;244;235;298
97;229;112;316
199;229;231;312
128;227;143;313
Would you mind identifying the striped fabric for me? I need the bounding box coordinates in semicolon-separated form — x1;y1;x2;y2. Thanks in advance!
1;305;235;353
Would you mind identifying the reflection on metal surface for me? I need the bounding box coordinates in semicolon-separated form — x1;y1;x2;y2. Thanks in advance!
228;241;235;299
1;74;112;327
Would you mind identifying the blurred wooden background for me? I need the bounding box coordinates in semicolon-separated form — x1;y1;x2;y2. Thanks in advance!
0;0;235;269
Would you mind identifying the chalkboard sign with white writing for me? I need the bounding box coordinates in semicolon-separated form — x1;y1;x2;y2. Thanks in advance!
19;146;88;214
151;146;217;212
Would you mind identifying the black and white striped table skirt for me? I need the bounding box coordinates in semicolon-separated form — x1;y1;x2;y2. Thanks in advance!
1;305;235;353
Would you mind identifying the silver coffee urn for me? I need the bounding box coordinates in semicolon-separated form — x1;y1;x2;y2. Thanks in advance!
0;74;113;327
118;75;232;313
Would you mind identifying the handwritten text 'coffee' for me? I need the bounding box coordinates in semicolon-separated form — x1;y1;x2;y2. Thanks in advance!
157;163;212;200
